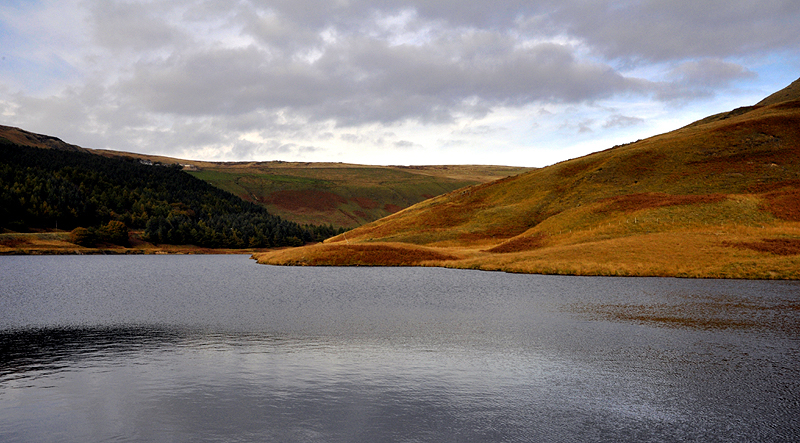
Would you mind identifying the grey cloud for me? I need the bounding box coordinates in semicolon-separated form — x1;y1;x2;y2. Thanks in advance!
233;0;800;63
560;117;595;134
5;0;795;164
115;28;644;126
553;0;800;62
230;139;319;160
394;140;415;148
655;59;757;102
340;133;365;143
668;59;756;88
91;0;780;131
116;45;344;116
236;5;322;54
457;125;503;136
603;114;644;129
90;1;185;51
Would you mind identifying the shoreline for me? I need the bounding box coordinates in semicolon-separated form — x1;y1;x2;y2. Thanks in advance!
4;231;798;281
0;231;280;256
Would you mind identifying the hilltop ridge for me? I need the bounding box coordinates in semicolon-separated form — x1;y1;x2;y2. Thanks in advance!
757;77;800;106
0;125;87;152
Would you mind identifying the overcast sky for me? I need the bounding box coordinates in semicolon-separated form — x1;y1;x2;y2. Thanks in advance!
1;1;798;166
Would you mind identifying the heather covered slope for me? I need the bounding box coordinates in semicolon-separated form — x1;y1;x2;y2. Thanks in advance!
255;78;800;279
186;162;531;228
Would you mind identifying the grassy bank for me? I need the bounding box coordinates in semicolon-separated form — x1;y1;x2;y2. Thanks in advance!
253;222;800;279
0;231;268;255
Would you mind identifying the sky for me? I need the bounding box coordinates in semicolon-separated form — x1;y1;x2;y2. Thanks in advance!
1;1;799;167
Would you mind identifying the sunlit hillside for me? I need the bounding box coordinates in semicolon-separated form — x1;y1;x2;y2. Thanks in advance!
255;78;800;279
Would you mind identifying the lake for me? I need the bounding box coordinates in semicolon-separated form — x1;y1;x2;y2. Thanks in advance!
1;255;798;442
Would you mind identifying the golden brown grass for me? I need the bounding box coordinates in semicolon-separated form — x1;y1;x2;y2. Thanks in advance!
0;231;271;256
253;221;800;279
253;242;461;266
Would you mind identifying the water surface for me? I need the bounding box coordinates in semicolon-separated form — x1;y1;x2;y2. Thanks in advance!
1;255;798;442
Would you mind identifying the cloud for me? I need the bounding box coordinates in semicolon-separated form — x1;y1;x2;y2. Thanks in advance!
656;59;758;102
603;114;644;129
90;1;186;51
668;59;757;88
1;0;798;166
394;140;415;148
110;27;645;126
552;0;800;62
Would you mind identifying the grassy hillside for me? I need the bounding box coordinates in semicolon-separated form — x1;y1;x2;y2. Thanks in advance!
82;147;532;229
255;78;800;279
186;162;530;228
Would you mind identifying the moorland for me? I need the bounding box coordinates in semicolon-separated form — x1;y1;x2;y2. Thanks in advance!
254;78;800;279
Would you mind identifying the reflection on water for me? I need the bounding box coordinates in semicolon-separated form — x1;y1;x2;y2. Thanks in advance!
1;255;799;442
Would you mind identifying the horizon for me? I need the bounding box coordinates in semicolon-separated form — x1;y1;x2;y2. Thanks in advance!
2;1;799;168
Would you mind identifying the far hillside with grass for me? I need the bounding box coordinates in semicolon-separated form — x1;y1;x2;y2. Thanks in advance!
185;163;531;228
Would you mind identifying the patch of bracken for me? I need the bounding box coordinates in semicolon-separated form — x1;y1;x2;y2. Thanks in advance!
484;234;548;253
599;193;727;212
351;197;379;209
307;244;459;266
265;190;347;211
383;204;403;213
724;238;800;256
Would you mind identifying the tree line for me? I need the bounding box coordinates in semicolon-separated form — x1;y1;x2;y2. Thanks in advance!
0;140;344;248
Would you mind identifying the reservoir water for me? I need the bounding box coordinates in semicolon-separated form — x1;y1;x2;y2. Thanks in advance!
1;255;798;442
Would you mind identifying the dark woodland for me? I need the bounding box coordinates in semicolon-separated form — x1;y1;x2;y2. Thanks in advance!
0;141;344;248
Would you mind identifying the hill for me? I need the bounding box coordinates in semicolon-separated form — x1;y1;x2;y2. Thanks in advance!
0;125;530;230
0;125;88;152
0;141;341;251
254;77;800;279
184;162;531;228
81;147;532;229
